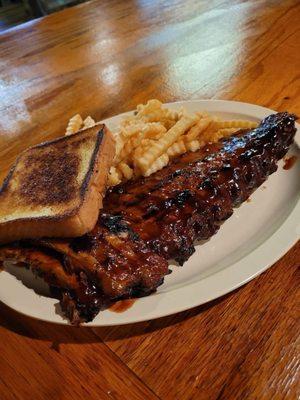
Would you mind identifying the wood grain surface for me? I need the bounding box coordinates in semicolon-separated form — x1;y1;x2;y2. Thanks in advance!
0;0;299;399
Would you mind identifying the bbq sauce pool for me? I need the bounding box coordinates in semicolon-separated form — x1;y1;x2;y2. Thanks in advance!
109;299;136;313
283;155;298;170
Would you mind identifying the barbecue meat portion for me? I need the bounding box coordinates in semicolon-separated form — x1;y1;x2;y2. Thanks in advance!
0;218;168;324
105;112;297;263
0;112;296;323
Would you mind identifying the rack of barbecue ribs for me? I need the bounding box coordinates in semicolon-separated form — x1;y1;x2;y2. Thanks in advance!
0;112;297;324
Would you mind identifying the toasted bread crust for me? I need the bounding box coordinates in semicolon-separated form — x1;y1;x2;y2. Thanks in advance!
0;124;115;243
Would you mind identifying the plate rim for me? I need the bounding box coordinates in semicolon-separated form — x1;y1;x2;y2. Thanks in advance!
0;99;299;326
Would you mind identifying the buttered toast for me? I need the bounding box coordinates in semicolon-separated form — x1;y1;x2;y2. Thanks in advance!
0;124;115;244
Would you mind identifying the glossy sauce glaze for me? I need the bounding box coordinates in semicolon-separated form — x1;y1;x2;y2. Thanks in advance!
57;221;169;323
104;112;296;264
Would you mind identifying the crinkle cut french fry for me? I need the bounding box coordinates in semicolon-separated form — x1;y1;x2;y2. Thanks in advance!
143;153;169;177
135;100;181;128
165;108;179;121
215;120;258;129
216;128;240;137
108;166;122;186
83;116;96;129
199;121;224;142
115;123;166;164
66;114;83;135
115;136;137;164
114;134;125;159
196;111;210;118
136;99;162;116
208;128;239;142
121;123;143;138
133;146;143;166
186;140;201;152
201;128;238;143
115;131;146;164
184;117;212;142
136;115;198;173
121;115;145;127
142;123;167;138
142;111;166;123
118;162;134;180
167;140;186;157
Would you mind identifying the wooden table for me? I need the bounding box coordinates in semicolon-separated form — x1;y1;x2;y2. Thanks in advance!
0;1;299;399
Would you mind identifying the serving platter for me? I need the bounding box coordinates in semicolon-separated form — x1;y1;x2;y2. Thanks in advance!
0;100;299;326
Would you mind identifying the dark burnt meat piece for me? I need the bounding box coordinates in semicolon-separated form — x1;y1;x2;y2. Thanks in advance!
0;112;296;323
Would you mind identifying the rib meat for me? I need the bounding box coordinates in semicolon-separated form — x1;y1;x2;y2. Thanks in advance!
105;112;297;264
0;220;168;324
0;112;296;323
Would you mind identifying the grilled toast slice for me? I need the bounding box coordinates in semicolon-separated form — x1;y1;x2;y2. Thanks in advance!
0;124;115;244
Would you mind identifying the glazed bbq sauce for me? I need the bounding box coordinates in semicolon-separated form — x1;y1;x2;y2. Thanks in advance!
104;142;223;240
103;137;254;255
103;115;295;261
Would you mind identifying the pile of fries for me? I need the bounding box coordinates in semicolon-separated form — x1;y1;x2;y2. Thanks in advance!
65;100;258;186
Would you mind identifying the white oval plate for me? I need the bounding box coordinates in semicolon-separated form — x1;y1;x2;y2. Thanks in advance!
0;100;299;326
